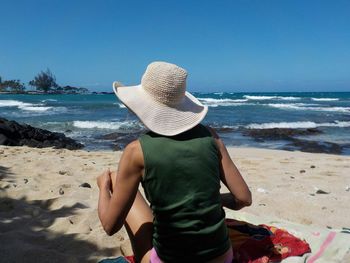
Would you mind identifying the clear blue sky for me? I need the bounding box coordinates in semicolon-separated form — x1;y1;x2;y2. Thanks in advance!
0;0;349;92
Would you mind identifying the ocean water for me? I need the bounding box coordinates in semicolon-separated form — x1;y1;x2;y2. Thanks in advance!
1;92;350;154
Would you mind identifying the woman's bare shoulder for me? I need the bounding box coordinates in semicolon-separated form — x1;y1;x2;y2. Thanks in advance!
205;125;220;139
122;140;144;168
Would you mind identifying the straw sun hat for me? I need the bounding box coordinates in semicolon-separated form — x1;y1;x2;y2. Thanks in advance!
113;61;208;136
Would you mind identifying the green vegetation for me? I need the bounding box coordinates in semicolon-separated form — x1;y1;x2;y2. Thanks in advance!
0;77;25;93
29;69;58;93
0;69;89;94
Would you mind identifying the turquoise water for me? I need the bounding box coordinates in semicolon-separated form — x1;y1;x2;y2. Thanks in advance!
1;92;350;153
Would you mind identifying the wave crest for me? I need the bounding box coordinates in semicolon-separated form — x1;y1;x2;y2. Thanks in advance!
267;103;350;113
244;95;300;101
246;121;350;129
73;120;142;130
311;98;339;101
198;98;248;107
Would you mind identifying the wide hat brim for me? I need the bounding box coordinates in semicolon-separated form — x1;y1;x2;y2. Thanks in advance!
113;82;208;136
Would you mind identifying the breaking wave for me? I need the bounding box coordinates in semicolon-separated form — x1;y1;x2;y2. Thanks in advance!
243;95;300;101
246;121;350;129
0;99;54;112
73;120;142;130
198;98;249;107
311;98;339;101
267;103;350;113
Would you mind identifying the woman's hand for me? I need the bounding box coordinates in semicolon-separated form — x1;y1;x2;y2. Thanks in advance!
97;169;112;191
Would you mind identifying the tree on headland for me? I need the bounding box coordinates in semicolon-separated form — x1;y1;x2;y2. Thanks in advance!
0;77;25;93
29;69;58;93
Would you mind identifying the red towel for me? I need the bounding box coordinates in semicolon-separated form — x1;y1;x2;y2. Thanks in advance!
225;218;311;263
123;219;311;263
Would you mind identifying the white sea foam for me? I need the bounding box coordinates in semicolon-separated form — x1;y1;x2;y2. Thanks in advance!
311;98;339;101
73;120;142;130
267;103;305;110
112;102;126;108
198;98;249;107
267;103;350;113
246;121;350;129
0;99;65;113
18;105;53;112
41;99;58;102
244;95;300;101
118;103;126;108
0;99;33;107
278;96;301;100
244;95;276;100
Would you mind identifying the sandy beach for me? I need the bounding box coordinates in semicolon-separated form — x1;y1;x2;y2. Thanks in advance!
0;145;349;262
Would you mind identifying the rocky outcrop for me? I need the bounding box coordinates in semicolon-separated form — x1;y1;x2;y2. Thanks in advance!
283;138;343;155
242;128;321;141
242;127;345;154
98;131;144;150
0;118;83;150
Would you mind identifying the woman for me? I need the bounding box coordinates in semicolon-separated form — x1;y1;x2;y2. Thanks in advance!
97;61;252;263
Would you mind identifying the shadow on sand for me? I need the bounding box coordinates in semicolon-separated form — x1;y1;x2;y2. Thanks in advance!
0;164;14;182
0;165;117;263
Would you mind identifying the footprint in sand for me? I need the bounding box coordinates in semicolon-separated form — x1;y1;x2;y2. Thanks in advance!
300;218;313;225
81;166;94;172
321;171;336;177
58;170;73;176
59;184;72;192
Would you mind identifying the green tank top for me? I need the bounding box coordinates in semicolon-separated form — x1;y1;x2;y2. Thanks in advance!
139;124;230;262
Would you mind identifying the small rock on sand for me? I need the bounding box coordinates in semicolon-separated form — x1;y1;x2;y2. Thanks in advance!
59;188;64;195
79;183;92;188
316;189;330;194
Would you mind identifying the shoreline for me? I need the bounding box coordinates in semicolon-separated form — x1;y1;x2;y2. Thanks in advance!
1;145;349;261
1;91;350;155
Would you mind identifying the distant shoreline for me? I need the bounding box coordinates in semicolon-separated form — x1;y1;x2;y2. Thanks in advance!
2;91;350;95
0;91;114;95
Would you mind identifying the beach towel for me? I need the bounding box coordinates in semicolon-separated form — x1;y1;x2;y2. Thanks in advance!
99;256;135;263
99;212;350;262
101;218;310;263
227;210;350;263
225;218;311;263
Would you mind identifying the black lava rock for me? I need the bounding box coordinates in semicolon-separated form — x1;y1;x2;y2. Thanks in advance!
0;117;83;150
242;128;322;141
79;183;91;188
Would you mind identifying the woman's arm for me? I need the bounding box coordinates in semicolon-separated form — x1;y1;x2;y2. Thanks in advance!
208;127;252;210
97;140;144;235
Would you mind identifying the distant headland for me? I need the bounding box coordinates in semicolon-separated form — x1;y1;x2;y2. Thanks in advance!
0;68;96;95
